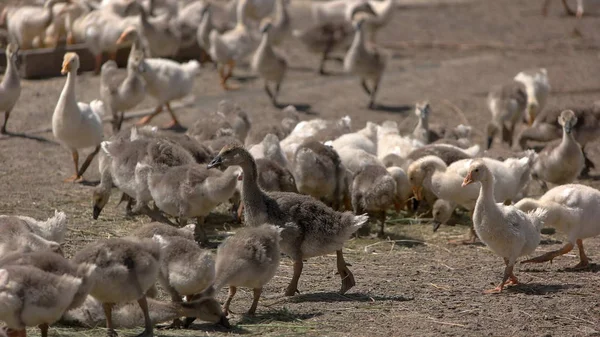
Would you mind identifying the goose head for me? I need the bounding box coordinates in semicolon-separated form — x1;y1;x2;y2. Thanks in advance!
116;26;139;46
415;101;430;120
92;188;110;220
259;18;273;34
558;109;577;134
208;144;247;169
182;296;230;327
200;2;211;17
351;12;372;31
461;159;491;187
349;2;376;22
61;52;80;74
5;43;19;66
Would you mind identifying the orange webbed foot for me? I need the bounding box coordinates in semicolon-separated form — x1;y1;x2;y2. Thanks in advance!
64;174;83;183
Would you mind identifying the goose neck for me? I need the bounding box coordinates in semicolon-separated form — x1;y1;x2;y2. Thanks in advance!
3;52;19;86
236;0;249;27
477;176;496;209
239;152;265;208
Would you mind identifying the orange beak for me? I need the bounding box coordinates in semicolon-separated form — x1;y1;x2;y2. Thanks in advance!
412;186;423;201
461;172;473;187
116;31;128;45
61;63;69;75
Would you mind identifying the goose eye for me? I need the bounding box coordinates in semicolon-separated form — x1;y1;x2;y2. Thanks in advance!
475;168;479;172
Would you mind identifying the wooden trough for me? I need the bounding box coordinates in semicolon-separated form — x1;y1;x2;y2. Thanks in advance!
0;43;203;79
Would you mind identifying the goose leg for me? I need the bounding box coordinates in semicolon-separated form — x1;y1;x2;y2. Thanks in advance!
285;259;303;296
503;258;519;286
571;239;590;270
247;288;262;315
64;150;82;182
135;296;154;337
137;105;163;125
484;258;515;294
318;42;333;75
163;102;183;130
360;79;371;96
336;250;356;294
194;216;207;245
39;323;49;337
377;211;386;238
102;303;118;337
112;111;125;133
94;54;103;75
221;60;238;90
368;78;381;110
77;145;101;178
561;0;576;15
274;81;282;106
66;32;74;45
264;81;274;102
521;242;574;264
161;283;183;329
1;109;11;134
223;286;237;316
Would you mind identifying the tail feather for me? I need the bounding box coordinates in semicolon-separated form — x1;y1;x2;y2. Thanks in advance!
464;144;480;157
352;213;369;229
528;208;547;231
182;60;200;76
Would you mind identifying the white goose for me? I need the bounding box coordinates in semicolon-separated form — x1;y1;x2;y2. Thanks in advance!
100;49;146;133
251;19;287;106
516;184;600;270
462;160;546;294
513;68;551;125
135;57;200;129
52;52;105;182
209;0;257;90
0;43;21;135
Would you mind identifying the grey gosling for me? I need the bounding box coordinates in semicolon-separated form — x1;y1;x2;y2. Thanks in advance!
352;164;398;237
150;234;216;328
532;110;584;189
207;144;368;296
251;19;287;106
343;13;388;109
203;224;282;316
73;238;161;337
0;251;97;336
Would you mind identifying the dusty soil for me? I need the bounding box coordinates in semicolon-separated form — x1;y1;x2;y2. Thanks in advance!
1;0;600;336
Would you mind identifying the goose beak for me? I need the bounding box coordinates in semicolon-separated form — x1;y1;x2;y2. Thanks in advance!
486;136;493;149
432;220;442;232
564;124;572;134
527;105;537;126
92;205;102;219
207;156;222;169
462;172;473;187
412;186;423;201
61;64;69;75
218;315;231;329
182;317;196;328
116;32;127;45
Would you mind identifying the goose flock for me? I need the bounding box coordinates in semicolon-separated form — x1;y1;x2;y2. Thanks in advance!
1;0;600;336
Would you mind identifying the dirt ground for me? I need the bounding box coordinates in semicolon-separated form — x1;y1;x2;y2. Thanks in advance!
1;0;600;336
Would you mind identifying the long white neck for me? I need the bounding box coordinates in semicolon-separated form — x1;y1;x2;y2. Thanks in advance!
236;0;249;27
2;52;19;88
55;69;80;120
